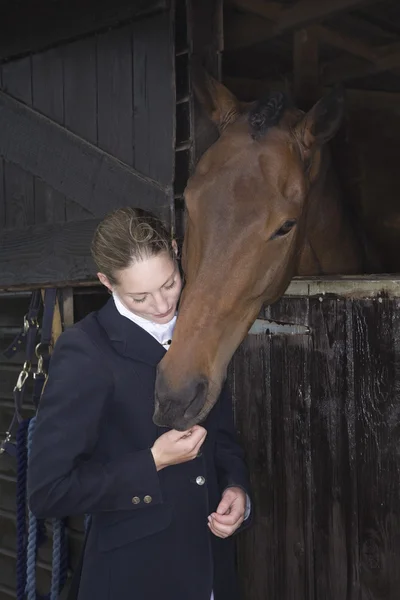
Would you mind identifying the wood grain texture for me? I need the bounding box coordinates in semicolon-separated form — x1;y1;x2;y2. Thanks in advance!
0;0;166;61
230;291;400;599
32;47;67;224
353;296;400;598
132;11;175;185
97;26;134;166
63;38;97;146
0;219;101;287
309;296;352;599
0;91;170;222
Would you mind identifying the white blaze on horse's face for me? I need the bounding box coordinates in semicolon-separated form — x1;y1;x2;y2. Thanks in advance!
153;74;344;431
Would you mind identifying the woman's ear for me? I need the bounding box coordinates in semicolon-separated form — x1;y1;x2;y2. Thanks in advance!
172;239;179;257
97;272;113;293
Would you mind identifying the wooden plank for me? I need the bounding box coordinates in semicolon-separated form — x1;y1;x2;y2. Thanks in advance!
0;219;102;288
1;57;35;229
323;48;400;84
187;0;223;164
225;0;375;50
228;330;274;599
230;297;313;599
0;0;166;62
132;11;176;185
32;47;64;124
269;297;314;600
352;297;400;597
1;57;32;104
3;162;34;229
63;38;97;146
273;0;375;36
32;47;67;224
64;38;104;221
293;27;320;110
0;91;170;221
309;296;354;599
97;26;134;166
0;160;4;229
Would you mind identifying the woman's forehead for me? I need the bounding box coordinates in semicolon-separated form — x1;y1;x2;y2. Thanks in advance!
118;253;177;294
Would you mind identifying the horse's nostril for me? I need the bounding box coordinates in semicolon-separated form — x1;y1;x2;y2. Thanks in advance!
183;379;208;421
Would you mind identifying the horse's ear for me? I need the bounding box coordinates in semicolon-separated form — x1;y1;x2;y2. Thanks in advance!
192;62;240;132
295;86;345;154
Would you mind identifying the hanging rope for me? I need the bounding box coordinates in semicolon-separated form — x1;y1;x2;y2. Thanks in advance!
25;416;68;600
16;419;30;600
1;288;69;600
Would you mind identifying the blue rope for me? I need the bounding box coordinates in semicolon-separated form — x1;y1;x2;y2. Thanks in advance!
26;417;39;600
16;419;30;600
25;416;68;600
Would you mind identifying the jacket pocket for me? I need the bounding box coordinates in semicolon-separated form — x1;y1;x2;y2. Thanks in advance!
97;503;173;552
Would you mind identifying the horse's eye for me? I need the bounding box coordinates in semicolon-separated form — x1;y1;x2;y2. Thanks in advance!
270;219;297;240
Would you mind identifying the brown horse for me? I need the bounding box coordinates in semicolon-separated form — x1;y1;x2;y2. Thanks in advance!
153;72;366;431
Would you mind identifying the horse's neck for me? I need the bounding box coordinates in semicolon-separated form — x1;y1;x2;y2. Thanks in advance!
297;151;365;276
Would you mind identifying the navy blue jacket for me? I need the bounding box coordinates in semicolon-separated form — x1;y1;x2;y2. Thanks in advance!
28;298;251;600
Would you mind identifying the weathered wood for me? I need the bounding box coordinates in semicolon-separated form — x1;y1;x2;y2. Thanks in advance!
0;219;102;288
1;56;35;231
225;0;375;50
97;26;134;166
63;38;97;146
309;296;354;599
187;0;223;165
132;10;176;185
0;91;171;222
32;47;67;224
1;56;32;104
323;47;400;84
273;0;375;35
0;160;4;229
294;27;320;110
3;162;34;229
352;297;400;597
0;0;167;62
230;297;313;600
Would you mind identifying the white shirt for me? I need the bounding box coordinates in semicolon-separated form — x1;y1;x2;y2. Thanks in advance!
112;292;177;350
112;294;251;599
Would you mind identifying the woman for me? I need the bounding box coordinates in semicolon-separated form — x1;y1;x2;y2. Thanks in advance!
28;207;252;600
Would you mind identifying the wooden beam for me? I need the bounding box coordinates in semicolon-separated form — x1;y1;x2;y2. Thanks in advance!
0;91;170;223
294;27;320;110
323;45;400;83
0;219;101;289
0;0;166;62
226;0;377;49
224;75;400;114
272;0;376;35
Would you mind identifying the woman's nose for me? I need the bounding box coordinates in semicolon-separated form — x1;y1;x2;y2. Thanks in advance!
154;293;169;313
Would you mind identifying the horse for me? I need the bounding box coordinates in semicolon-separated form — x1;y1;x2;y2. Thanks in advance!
153;70;367;431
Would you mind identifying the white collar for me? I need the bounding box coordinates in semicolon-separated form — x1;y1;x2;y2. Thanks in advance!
112;292;176;349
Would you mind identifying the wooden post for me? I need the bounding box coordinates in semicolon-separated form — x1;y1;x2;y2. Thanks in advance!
186;0;223;165
293;26;320;110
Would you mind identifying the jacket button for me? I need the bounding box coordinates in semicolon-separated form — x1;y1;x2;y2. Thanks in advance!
144;495;152;504
196;476;206;486
132;496;141;504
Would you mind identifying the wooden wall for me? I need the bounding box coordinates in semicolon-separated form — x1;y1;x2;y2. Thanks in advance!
229;280;400;600
0;2;175;288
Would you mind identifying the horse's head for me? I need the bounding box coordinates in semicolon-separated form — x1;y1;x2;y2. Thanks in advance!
153;72;345;430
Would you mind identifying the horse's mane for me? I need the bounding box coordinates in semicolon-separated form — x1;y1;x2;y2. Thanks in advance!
247;92;290;140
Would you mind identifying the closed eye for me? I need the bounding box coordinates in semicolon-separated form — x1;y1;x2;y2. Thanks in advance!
270;219;297;240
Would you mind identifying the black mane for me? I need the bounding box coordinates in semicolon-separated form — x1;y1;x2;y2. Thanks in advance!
248;91;289;140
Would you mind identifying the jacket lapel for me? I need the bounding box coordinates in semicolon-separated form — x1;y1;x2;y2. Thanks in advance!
96;298;166;366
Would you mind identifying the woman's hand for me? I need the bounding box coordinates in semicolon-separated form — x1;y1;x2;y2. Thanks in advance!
208;487;246;538
151;425;207;470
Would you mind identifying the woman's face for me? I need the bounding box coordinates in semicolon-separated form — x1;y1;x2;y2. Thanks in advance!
99;251;182;324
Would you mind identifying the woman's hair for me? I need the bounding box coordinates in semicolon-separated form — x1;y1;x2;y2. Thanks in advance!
91;207;173;284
